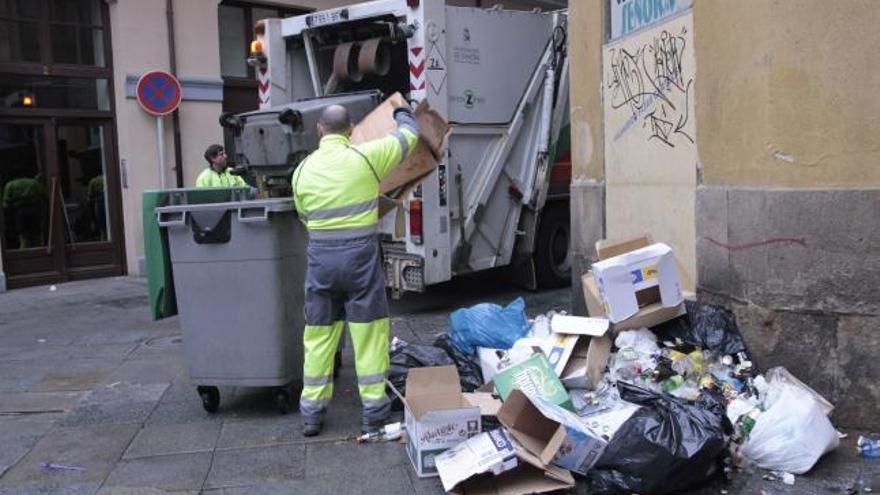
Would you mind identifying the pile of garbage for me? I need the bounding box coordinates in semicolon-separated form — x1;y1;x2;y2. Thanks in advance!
382;236;844;494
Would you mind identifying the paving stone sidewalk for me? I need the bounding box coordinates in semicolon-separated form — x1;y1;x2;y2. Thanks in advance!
0;276;876;494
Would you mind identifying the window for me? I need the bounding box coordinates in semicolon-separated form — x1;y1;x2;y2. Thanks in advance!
50;0;105;66
0;74;110;110
252;7;280;24
0;0;108;67
0;0;41;63
219;5;247;78
0;0;113;118
219;2;307;79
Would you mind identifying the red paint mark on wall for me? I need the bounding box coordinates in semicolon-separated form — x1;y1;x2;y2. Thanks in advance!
705;237;807;252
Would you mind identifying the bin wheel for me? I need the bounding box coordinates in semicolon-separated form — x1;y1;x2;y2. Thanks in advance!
333;350;342;379
274;388;294;415
198;386;220;413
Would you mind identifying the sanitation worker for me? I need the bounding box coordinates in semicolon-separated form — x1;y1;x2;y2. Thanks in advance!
195;144;247;188
291;102;418;437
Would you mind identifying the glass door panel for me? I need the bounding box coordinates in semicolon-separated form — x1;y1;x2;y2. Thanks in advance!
56;123;110;244
0;123;50;250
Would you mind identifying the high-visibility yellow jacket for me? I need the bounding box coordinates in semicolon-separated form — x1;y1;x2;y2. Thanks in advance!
291;128;417;238
195;167;248;188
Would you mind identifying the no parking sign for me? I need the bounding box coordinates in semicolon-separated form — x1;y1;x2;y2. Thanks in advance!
137;71;182;189
136;71;182;116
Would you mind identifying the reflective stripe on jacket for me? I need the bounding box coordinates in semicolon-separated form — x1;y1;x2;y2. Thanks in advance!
195;168;247;188
291;128;417;233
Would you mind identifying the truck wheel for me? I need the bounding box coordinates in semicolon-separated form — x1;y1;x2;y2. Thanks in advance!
535;203;571;289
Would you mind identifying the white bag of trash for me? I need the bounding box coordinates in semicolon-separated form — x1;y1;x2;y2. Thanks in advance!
609;328;660;384
739;381;839;474
614;327;659;356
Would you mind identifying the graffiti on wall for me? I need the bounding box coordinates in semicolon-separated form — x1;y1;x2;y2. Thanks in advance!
601;12;697;294
605;18;694;149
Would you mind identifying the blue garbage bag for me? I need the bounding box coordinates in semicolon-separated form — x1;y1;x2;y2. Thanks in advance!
449;297;530;356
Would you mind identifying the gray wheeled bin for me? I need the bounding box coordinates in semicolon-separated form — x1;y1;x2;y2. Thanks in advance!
156;198;306;414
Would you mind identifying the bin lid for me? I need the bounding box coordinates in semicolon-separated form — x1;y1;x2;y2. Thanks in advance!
155;198;295;214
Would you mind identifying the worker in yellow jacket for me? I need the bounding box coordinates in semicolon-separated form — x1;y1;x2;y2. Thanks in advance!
291;103;418;436
195;144;247;188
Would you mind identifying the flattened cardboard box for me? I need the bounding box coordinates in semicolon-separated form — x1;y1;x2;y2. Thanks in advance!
395;366;482;477
498;389;607;475
435;428;518;493
448;434;575;495
452;463;574;495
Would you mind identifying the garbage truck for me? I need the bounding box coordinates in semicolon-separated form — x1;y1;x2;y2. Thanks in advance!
223;0;572;297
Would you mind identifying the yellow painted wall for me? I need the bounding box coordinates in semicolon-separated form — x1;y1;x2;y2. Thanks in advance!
603;12;697;289
568;0;605;181
112;0;172;276
172;0;226;187
695;0;880;187
111;0;224;275
566;0;880;294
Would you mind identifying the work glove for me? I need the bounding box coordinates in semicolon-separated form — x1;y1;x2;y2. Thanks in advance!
393;106;419;135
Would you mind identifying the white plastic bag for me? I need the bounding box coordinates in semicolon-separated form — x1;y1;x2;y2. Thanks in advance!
766;366;834;416
614;327;659;356
740;382;839;474
530;312;554;339
609;328;660;383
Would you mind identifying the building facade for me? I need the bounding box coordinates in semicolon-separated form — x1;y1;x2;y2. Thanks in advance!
568;0;880;429
0;0;370;291
0;0;563;291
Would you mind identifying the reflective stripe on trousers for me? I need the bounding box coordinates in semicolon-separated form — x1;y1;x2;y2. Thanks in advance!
299;234;391;425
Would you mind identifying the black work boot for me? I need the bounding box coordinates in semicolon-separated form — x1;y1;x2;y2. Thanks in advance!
302;422;323;437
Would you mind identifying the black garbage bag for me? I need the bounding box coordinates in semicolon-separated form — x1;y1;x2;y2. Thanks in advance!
433;334;484;393
585;382;732;495
387;342;455;410
651;301;749;357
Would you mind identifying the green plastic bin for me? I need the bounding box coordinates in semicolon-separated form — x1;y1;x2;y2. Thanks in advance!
142;187;249;320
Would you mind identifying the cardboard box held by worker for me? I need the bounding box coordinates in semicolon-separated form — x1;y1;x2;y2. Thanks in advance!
349;92;450;217
583;235;687;332
543;314;613;390
389;365;482;478
498;389;607;475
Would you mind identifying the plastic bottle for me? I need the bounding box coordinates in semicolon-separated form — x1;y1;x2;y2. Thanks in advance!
661;375;684;392
356;422;405;443
857;436;880;458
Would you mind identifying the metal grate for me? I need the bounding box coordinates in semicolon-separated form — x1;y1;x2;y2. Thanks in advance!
403;266;423;287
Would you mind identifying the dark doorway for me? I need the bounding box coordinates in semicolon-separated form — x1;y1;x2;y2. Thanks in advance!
0;0;123;288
